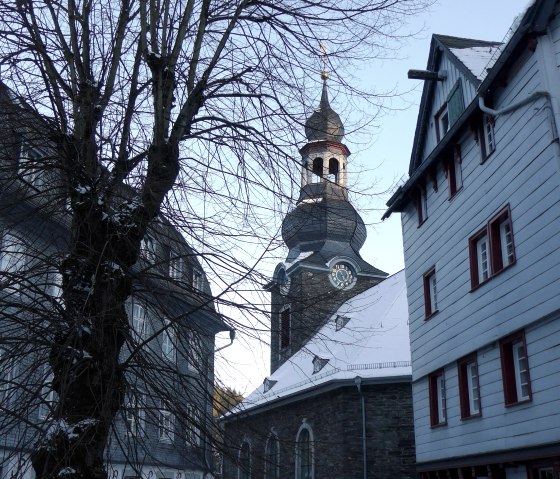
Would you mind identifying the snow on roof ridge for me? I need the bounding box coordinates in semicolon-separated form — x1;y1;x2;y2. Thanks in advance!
473;0;537;83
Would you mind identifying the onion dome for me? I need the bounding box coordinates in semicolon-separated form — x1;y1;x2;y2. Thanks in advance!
304;77;345;143
282;198;366;253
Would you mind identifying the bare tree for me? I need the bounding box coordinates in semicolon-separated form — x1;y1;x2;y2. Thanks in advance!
0;0;431;478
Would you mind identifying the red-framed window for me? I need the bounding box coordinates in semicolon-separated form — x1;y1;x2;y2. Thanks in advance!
458;353;481;419
500;331;531;406
423;267;438;319
469;205;515;289
429;369;447;427
444;145;462;198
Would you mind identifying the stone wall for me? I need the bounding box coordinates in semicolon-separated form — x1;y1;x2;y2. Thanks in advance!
221;381;415;479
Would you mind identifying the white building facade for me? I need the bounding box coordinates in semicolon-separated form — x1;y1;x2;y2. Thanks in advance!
384;1;560;477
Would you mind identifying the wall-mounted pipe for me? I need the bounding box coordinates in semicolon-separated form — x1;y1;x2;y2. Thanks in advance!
354;376;367;479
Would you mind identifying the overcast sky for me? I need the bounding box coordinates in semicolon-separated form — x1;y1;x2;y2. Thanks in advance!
217;0;532;393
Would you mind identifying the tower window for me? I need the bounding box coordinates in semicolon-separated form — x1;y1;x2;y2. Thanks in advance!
312;158;323;182
328;158;339;183
280;307;291;349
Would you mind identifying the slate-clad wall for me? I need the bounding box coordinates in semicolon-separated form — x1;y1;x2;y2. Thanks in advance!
222;382;415;479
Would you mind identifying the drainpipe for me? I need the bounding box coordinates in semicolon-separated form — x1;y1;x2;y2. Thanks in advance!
354;376;367;479
479;91;560;169
204;329;236;478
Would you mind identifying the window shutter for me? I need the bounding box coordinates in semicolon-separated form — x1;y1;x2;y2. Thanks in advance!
447;79;464;126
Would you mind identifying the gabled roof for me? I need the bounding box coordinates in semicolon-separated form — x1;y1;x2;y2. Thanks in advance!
225;270;410;418
407;35;502;176
383;0;556;219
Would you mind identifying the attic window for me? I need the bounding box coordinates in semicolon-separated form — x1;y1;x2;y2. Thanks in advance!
263;378;277;393
312;356;329;374
335;315;350;331
435;104;449;142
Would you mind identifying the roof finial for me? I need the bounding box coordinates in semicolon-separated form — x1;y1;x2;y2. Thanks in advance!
319;42;329;82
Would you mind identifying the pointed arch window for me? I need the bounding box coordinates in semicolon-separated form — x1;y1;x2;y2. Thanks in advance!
296;425;314;479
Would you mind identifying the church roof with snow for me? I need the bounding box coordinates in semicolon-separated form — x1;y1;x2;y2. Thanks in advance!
227;270;410;416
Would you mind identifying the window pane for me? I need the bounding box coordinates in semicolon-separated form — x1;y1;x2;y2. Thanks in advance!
477;235;489;282
512;340;529;400
429;273;437;311
500;220;514;267
466;362;480;415
437;374;446;423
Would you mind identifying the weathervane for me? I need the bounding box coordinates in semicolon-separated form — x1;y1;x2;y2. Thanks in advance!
319;42;329;81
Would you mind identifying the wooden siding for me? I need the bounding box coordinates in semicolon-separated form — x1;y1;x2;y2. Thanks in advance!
403;30;560;462
419;53;478;165
413;315;560;463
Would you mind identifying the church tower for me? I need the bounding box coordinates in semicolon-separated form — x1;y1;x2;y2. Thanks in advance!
267;73;388;373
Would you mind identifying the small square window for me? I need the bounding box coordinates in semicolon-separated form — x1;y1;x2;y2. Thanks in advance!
458;354;481;418
500;331;531;406
429;369;447;426
423;267;438;319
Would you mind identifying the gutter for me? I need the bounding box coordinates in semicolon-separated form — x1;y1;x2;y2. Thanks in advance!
220;374;411;421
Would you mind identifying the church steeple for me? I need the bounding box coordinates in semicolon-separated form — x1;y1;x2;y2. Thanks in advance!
267;73;387;374
282;75;366;258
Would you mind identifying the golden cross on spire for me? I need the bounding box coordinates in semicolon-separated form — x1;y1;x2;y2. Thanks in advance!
319;42;329;81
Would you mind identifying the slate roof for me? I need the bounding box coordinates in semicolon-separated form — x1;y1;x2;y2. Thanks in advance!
226;270;410;417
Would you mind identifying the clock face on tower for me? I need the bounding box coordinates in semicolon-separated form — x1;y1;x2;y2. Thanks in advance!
329;262;356;290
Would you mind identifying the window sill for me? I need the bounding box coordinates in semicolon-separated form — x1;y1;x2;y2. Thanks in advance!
480;149;495;164
448;186;463;201
424;310;439;321
460;412;482;421
505;397;532;408
470;261;516;292
430;421;447;429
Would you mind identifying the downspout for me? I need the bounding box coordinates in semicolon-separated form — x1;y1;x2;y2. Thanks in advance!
204;329;236;479
354;376;367;479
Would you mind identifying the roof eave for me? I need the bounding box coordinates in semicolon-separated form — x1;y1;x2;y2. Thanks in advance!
219;373;412;421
